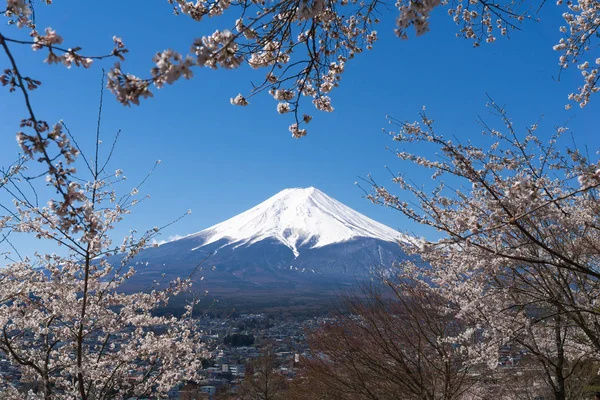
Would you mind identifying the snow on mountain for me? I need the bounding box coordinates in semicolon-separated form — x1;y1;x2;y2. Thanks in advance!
182;187;408;257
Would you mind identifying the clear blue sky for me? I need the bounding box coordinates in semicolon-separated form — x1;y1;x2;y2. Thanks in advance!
0;0;597;250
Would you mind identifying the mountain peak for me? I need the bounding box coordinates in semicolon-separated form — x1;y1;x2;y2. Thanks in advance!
185;187;407;258
276;186;318;197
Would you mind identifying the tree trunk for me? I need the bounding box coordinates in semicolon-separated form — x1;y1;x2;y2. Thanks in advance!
554;314;566;400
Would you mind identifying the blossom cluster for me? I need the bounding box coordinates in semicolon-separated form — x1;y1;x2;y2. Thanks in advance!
396;0;442;39
553;0;600;108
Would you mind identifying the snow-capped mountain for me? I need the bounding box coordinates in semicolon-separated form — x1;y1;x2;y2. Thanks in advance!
117;188;409;298
176;187;408;257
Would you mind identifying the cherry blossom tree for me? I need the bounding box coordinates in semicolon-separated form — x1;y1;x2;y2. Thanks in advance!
0;76;207;398
365;100;600;399
1;0;599;138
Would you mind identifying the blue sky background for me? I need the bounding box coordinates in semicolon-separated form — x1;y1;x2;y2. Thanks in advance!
1;0;597;253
